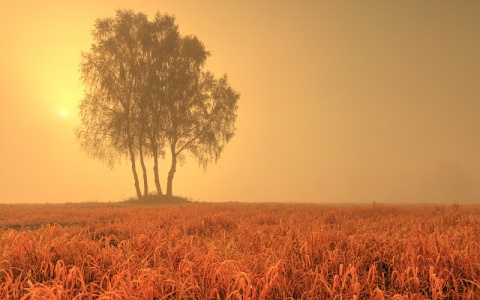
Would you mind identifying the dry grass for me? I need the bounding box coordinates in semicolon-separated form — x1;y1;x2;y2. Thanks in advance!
0;202;479;299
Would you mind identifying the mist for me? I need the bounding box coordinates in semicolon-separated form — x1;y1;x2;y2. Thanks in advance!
1;1;480;204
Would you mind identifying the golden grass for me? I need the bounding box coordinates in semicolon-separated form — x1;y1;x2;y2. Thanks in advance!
0;202;479;299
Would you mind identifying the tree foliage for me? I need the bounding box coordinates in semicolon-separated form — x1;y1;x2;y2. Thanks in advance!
77;9;239;199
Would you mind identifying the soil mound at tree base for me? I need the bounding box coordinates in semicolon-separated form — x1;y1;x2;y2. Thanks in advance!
123;194;191;205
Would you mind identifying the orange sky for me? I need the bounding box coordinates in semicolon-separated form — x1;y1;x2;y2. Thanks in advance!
1;1;480;204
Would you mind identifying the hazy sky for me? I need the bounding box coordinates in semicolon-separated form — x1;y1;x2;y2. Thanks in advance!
1;1;480;204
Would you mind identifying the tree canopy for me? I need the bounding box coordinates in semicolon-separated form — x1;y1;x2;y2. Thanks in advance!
77;9;239;199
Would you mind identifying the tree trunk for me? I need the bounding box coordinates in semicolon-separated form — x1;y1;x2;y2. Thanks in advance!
127;136;142;199
152;146;163;196
166;147;177;197
139;136;148;197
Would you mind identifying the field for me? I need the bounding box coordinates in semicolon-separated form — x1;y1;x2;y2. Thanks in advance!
0;202;479;299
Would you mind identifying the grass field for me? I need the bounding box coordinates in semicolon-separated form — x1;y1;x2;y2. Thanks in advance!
0;202;479;299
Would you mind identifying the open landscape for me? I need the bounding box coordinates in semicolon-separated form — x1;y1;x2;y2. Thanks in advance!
1;202;479;299
2;1;480;299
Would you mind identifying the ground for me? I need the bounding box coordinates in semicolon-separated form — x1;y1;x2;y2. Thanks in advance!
0;201;479;299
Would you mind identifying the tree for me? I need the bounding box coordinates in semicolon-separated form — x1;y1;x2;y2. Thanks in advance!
78;10;150;199
141;13;180;196
161;36;239;196
77;9;239;200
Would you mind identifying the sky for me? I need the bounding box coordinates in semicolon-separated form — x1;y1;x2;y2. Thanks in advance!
1;1;480;204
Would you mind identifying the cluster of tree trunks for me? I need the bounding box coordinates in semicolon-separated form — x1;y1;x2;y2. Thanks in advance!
77;10;239;199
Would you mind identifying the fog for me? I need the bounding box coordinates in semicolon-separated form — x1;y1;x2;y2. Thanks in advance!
1;1;479;204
